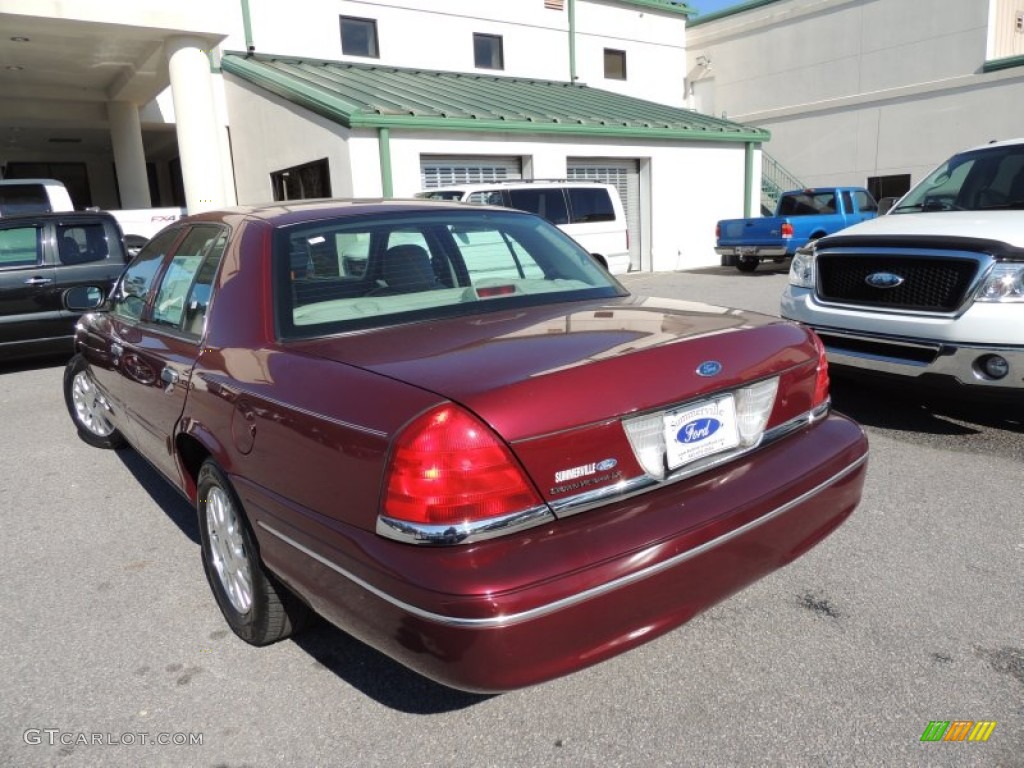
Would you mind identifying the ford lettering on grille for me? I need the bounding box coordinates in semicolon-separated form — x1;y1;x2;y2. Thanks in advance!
696;361;722;377
678;418;721;444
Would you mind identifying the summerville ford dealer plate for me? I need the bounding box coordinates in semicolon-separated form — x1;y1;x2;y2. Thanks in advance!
664;395;740;471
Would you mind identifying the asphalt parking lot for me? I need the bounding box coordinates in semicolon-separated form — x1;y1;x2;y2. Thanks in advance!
1;265;1020;768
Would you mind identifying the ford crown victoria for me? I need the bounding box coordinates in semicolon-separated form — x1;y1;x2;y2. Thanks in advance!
64;199;868;692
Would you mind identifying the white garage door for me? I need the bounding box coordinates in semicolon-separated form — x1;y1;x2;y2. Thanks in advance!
567;160;641;270
420;156;522;189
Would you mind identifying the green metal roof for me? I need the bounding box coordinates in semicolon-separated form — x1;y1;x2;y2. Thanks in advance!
614;0;696;16
221;52;768;143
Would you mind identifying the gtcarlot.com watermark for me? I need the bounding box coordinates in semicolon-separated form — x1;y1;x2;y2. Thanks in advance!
24;729;203;747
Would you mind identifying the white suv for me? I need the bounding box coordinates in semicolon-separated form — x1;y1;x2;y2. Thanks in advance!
781;137;1024;395
417;181;630;274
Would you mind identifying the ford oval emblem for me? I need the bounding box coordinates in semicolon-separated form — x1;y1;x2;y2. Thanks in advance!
865;272;905;289
696;361;723;377
678;418;721;444
596;458;618;472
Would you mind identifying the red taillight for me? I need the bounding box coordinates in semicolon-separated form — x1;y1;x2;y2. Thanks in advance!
781;222;794;239
715;223;721;239
810;332;830;407
383;405;543;526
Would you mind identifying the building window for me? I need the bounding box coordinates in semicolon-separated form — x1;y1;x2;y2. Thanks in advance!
867;174;911;204
271;159;331;202
604;49;627;80
474;34;504;70
340;16;379;58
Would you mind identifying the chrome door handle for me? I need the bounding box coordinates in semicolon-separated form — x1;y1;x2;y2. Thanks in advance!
24;276;53;286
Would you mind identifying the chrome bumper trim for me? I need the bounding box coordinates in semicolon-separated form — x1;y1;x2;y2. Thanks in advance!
714;246;788;257
258;449;867;630
375;505;556;546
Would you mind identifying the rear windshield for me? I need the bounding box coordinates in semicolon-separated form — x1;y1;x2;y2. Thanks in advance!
415;190;465;201
276;209;625;339
0;184;52;216
777;191;837;216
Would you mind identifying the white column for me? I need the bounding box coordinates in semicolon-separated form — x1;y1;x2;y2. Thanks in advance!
107;101;152;209
166;36;227;213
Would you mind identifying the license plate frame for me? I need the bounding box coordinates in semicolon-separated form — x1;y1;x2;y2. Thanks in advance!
664;395;740;471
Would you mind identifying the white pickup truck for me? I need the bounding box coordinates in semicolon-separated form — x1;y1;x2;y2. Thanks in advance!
781;137;1024;396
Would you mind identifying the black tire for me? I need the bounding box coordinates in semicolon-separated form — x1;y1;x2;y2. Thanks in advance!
591;253;609;270
197;460;310;646
736;257;759;273
63;354;126;449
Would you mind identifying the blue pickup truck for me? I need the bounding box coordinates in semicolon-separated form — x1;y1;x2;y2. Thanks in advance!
716;187;878;272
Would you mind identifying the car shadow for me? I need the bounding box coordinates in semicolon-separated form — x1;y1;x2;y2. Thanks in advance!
113;447;494;712
292;619;493;713
684;264;791;277
114;449;201;544
829;376;1024;436
0;352;72;374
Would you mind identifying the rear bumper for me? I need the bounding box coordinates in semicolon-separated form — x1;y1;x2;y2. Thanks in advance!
715;245;789;259
251;413;868;692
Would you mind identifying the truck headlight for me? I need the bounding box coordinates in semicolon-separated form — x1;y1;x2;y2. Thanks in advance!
976;263;1024;302
788;244;816;288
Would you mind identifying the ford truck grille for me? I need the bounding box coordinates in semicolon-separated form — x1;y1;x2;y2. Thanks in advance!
816;252;981;312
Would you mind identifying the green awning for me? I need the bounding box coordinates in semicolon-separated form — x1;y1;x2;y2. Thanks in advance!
221;52;769;143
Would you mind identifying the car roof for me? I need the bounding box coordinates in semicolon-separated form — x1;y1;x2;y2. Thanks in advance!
424;180;618;193
960;137;1024;153
0;210;119;224
180;197;522;227
0;178;68;186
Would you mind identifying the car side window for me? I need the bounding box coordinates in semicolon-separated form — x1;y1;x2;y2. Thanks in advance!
466;190;507;206
151;225;228;336
112;227;181;322
508;189;570;225
853;190;878;212
567;188;615;223
56;222;111;265
0;226;42;268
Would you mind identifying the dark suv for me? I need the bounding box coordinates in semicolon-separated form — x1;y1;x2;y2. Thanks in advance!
0;211;128;361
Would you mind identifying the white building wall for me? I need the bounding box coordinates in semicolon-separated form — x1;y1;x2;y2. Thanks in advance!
272;116;755;272
230;0;687;105
688;0;1024;189
224;78;355;205
573;1;688;104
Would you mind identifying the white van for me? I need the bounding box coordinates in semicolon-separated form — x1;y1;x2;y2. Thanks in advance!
417;180;630;274
0;178;75;216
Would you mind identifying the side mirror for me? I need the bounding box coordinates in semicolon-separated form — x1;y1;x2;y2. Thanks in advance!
63;285;106;311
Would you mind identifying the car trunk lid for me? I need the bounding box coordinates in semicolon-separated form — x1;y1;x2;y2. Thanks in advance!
292;295;822;504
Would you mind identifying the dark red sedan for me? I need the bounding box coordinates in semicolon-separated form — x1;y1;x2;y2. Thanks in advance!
64;200;868;692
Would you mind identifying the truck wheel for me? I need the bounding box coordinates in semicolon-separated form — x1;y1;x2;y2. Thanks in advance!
736;257;759;273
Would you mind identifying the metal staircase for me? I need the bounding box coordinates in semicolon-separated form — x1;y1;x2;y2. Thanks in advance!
761;152;803;215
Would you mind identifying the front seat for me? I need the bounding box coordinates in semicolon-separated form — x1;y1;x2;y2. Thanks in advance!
374;244;439;294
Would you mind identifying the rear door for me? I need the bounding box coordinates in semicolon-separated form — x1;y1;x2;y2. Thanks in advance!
0;220;59;351
112;224;228;483
53;215;127;304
